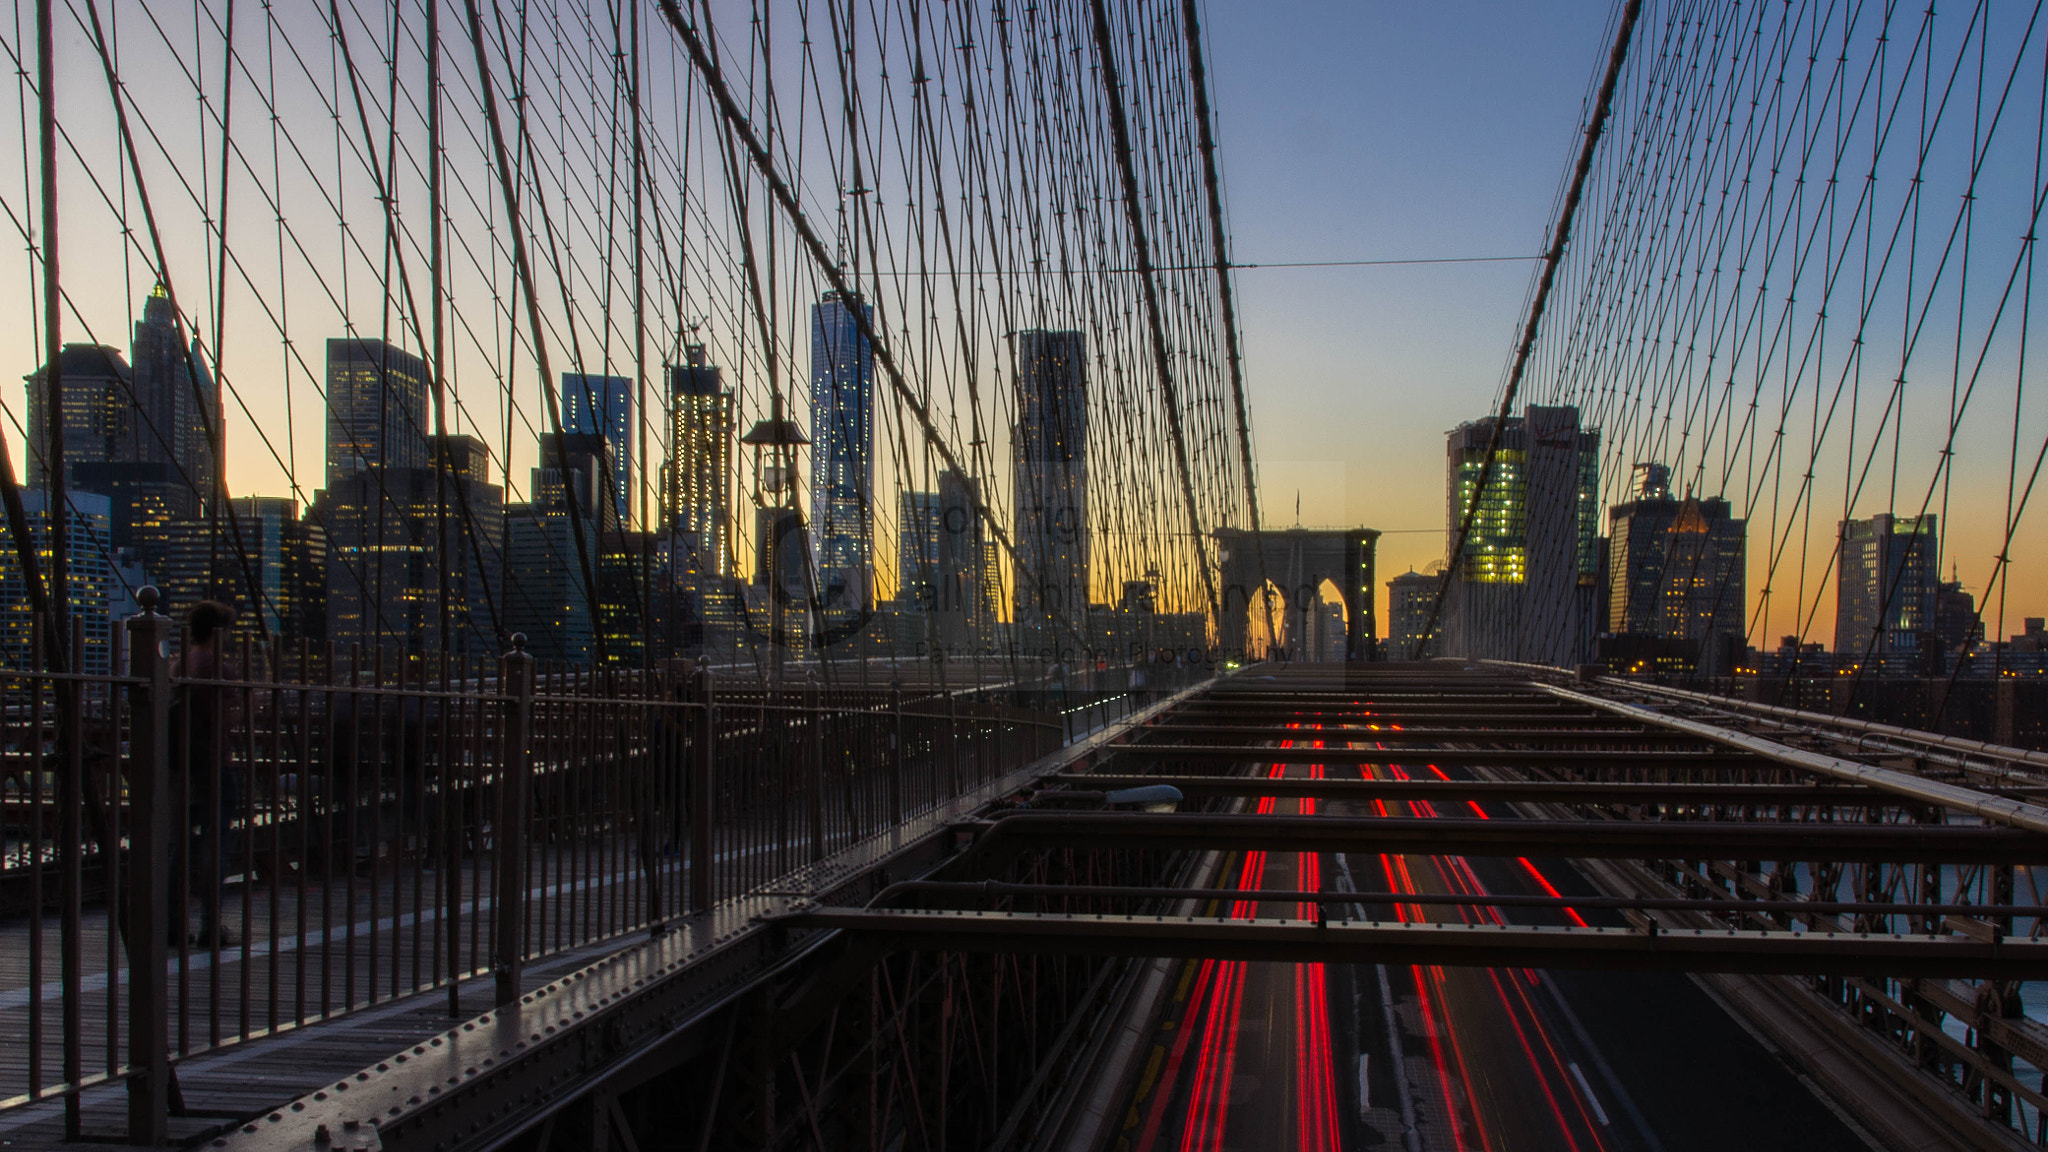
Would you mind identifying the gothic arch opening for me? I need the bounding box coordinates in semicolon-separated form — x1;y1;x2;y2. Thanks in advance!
1243;580;1288;660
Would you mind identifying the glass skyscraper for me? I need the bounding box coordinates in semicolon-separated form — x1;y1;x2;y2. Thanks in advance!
1442;405;1600;664
1834;513;1937;660
0;491;118;674
664;348;733;578
810;291;874;621
26;343;130;489
29;286;223;578
562;371;634;527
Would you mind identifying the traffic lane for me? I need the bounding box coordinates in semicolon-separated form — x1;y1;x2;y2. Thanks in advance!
1350;850;1617;1151
1336;760;1616;1152
1130;760;1340;1152
1463;851;1869;1152
1408;751;1866;1152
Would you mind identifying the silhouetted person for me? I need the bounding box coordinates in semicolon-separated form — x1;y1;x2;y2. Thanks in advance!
173;600;241;947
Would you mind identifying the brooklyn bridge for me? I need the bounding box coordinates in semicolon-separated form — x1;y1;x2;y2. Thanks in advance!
0;0;2044;1148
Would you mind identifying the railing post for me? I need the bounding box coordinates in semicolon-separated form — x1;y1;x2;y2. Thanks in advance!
494;634;535;1008
888;672;904;827
690;658;715;913
945;689;962;799
1994;679;2016;747
806;671;826;862
123;587;171;1145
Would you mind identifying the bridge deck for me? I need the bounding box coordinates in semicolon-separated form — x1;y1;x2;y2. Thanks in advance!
0;689;1159;1149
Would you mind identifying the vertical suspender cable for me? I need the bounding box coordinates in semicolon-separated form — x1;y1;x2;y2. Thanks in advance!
428;0;454;656
37;0;69;655
462;0;607;660
1086;0;1222;630
1179;0;1275;658
655;0;1045;632
1412;0;1644;660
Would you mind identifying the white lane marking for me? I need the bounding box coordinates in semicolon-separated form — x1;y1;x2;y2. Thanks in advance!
1569;1061;1611;1126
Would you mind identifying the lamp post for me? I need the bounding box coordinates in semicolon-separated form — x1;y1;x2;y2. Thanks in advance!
741;399;810;682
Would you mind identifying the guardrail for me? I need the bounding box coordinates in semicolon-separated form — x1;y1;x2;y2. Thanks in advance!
0;596;1167;1141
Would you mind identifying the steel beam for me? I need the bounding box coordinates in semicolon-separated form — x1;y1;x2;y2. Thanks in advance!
1131;724;1676;744
1166;709;1625;726
1054;775;1890;805
1106;744;1766;768
872;880;2048;919
956;812;2048;872
778;908;2047;979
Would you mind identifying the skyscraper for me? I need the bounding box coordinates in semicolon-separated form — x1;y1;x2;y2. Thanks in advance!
1442;405;1600;664
326;338;429;489
502;432;608;661
1605;463;1747;673
593;529;664;666
154;497;327;641
1834;513;1938;660
935;469;989;652
25;343;129;487
898;489;942;610
0;491;119;674
810;291;874;623
1385;567;1441;659
233;497;327;641
755;506;808;600
129;282;220;512
752;505;811;658
562;372;634;526
503;508;591;663
28;344;180;565
316;433;502;654
1012;329;1088;651
664;347;734;578
1933;577;1980;656
27;289;222;579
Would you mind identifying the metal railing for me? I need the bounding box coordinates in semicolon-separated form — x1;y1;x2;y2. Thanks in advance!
0;596;1172;1140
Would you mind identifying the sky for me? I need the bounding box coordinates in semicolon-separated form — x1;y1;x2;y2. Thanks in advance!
1198;3;1613;632
8;0;2041;651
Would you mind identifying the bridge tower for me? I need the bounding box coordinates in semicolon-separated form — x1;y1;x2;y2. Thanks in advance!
1214;527;1379;662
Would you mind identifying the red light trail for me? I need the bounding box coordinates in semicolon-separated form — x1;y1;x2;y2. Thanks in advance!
1130;719;1613;1151
1135;740;1343;1150
1364;746;1611;1150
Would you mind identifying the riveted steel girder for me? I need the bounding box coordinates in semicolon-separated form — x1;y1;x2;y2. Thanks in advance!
1055;775;1889;805
1105;744;1765;768
778;908;2048;979
1129;724;1681;744
954;812;2048;874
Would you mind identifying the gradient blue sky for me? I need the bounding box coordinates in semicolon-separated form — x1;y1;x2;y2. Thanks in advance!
1202;3;1611;623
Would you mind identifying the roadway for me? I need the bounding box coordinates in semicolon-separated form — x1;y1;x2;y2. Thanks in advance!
1115;732;1870;1151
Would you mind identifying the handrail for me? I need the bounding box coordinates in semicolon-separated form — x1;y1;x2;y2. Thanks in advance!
1538;684;2048;835
1613;677;2048;772
1480;657;2048;774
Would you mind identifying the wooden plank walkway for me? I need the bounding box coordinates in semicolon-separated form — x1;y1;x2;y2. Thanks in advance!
0;935;629;1148
0;825;892;1146
0;837;682;1117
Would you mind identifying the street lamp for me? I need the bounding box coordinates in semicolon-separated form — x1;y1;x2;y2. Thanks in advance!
741;403;810;680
